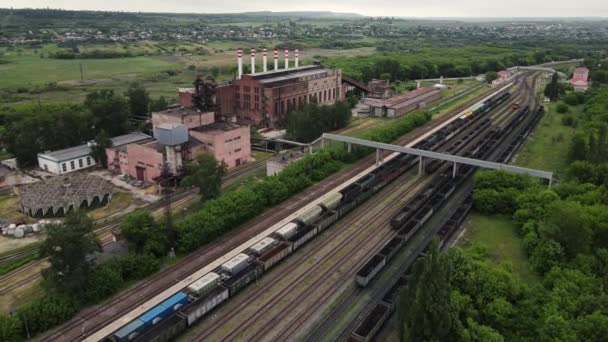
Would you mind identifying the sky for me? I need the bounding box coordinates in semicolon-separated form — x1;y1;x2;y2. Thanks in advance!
0;0;607;18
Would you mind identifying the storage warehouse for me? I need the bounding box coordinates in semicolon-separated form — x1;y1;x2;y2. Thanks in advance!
367;87;442;118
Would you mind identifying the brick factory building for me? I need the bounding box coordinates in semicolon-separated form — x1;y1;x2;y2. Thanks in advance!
106;89;251;183
216;48;344;128
364;87;442;118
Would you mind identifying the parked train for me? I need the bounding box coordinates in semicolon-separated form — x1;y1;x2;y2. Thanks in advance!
349;104;546;342
104;91;514;342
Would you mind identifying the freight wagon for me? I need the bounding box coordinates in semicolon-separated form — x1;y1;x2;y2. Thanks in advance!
296;206;323;226
133;314;187;342
113;292;188;342
188;272;220;297
222;263;262;296
256;241;292;271
314;210;338;232
350;302;391;342
289;225;318;251
381;275;409;312
356;254;386;287
397;220;420;240
181;286;230;326
377;236;405;261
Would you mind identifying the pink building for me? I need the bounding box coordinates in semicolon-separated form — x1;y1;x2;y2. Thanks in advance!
107;90;252;183
569;67;590;92
189;122;251;168
178;88;195;108
126;142;164;182
151;108;215;132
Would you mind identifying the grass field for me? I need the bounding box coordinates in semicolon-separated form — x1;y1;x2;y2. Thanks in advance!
461;213;538;284
88;191;134;221
1;43;376;106
513;101;578;174
0;194;35;223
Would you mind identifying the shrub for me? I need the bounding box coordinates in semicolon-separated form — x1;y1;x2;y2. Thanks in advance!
16;296;77;336
556;103;569;114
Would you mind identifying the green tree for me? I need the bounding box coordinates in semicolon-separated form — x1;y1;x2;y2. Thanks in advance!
0;315;21;342
120;209;167;256
485;71;499;83
182;154;227;201
556;103;569;113
42;212;101;296
90;130;113;168
125;82;150;117
150;96;169;112
544;73;560;101
84;89;129;136
401;239;456;341
538;200;592;258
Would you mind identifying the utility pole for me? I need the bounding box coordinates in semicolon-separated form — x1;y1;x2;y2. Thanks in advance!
160;166;176;257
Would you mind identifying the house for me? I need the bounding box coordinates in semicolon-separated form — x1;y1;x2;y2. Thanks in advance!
38;133;151;175
366;87;442;118
569;67;590;92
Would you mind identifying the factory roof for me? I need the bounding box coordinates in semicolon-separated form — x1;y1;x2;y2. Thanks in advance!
240;65;332;85
38;132;151;163
18;173;114;216
153;107;211;118
192;121;247;135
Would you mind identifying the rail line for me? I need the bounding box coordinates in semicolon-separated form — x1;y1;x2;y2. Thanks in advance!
264;84;527;341
40;80;512;341
320;73;541;342
188;81;524;341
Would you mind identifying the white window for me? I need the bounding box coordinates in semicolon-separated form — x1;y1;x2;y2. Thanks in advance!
62;163;67;172
70;160;75;169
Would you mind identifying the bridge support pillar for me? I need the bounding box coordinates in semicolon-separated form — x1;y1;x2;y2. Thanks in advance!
348;143;352;153
418;156;423;176
376;149;381;165
453;161;458;178
548;177;553;189
321;138;324;149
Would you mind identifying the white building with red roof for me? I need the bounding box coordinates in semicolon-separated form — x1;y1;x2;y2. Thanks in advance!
569;67;590;92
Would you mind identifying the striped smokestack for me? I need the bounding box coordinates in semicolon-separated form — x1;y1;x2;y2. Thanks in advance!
237;48;243;79
250;48;256;74
263;48;267;72
284;48;289;69
295;48;299;68
274;48;278;71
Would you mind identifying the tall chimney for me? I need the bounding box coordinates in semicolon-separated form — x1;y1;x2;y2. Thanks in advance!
295;48;299;68
284;48;289;69
263;48;267;72
237;48;243;79
274;48;278;71
250;48;256;74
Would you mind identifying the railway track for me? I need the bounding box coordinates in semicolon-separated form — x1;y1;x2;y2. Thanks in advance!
319;73;541;342
192;176;429;341
39;80;510;341
187;82;524;341
256;89;525;341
